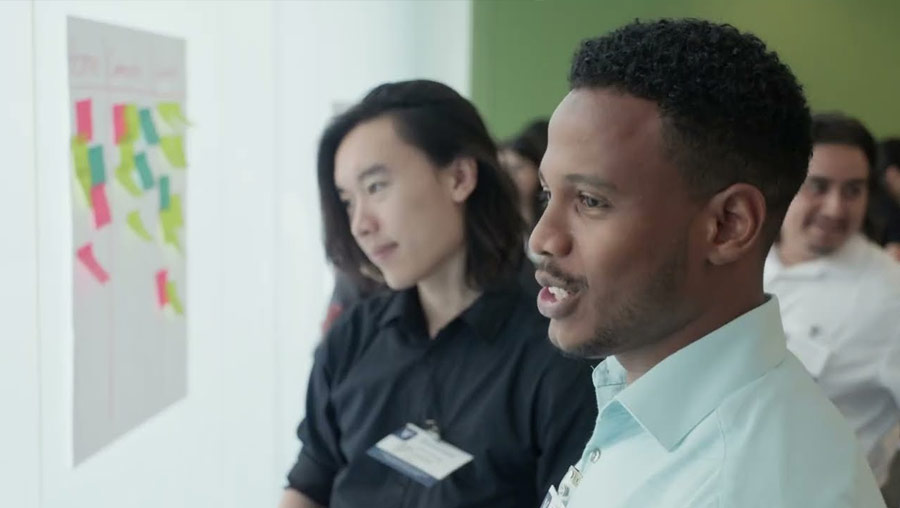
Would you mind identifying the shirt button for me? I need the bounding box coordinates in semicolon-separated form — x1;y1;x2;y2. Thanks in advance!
559;485;569;497
589;448;601;463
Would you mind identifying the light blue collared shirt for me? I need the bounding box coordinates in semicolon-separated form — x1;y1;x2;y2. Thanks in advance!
565;297;885;508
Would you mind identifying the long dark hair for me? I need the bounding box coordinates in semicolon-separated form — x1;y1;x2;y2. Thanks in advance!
317;80;525;290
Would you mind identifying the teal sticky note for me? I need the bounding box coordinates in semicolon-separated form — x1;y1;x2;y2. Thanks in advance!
135;152;154;190
88;145;106;186
139;108;160;145
159;175;170;210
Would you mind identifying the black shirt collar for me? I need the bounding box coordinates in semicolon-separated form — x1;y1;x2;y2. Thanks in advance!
377;282;520;342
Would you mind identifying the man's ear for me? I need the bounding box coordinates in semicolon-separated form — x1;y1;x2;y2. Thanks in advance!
703;183;767;265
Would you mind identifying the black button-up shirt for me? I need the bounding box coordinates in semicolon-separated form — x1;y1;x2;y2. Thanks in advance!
287;283;597;507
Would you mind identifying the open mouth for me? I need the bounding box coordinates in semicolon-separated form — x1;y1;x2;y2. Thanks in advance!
535;277;583;320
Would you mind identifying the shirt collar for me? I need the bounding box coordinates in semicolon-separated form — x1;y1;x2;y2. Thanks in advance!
377;283;519;342
594;297;787;451
766;233;869;280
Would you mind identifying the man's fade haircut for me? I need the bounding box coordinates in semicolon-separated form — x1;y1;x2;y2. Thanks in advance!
569;18;812;247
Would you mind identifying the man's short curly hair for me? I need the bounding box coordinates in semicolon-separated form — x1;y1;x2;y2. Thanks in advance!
570;19;812;246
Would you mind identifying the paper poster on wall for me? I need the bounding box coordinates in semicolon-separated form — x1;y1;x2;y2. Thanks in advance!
68;17;188;464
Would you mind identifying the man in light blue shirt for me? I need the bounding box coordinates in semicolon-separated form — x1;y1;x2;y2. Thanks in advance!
530;19;885;507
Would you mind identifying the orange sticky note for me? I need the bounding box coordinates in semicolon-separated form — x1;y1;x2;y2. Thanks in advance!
155;269;168;307
75;99;93;141
91;184;111;228
76;243;109;283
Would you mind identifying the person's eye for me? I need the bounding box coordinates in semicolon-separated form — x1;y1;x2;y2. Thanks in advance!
538;189;550;209
843;184;864;200
578;192;609;209
807;180;828;195
366;181;387;194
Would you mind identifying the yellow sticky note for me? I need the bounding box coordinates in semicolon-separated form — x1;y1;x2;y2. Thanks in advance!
159;208;182;252
165;280;184;315
126;210;153;241
71;136;92;205
157;102;190;128
159;136;187;168
115;143;141;197
170;194;184;227
124;104;140;143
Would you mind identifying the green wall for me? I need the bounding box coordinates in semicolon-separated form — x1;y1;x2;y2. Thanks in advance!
472;0;900;140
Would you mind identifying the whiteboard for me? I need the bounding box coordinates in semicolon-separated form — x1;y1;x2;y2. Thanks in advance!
67;16;188;464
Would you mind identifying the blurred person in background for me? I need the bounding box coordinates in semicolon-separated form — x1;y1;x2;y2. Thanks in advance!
499;119;549;231
876;138;900;261
279;79;595;508
765;113;900;502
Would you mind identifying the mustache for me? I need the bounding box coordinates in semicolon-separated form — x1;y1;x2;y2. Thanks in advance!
535;260;588;290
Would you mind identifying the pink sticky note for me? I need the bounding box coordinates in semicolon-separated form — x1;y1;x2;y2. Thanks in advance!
76;99;93;141
113;104;126;144
91;184;111;228
76;243;109;284
155;269;169;307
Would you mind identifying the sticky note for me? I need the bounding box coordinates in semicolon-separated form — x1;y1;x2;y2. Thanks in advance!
76;243;109;284
170;194;184;227
159;135;186;168
115;143;141;197
157;102;190;128
124;104;140;143
75;99;93;141
155;270;168;307
91;184;111;228
139;108;160;145
88;145;106;186
135;152;154;190
165;280;184;315
113;104;127;144
71;136;92;205
159;208;182;252
159;175;170;210
126;210;153;241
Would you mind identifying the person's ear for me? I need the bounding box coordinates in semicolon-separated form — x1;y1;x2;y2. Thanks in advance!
443;157;478;203
702;183;767;265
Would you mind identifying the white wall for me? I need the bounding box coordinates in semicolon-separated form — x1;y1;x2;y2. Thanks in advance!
0;1;40;506
1;0;472;506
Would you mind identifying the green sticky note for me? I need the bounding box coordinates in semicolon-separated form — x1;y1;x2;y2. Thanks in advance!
126;210;153;241
124;104;140;143
139;108;160;145
159;135;187;168
88;145;106;186
165;280;184;315
71;136;92;205
159;175;170;210
135;152;154;190
157;102;190;128
115;143;141;197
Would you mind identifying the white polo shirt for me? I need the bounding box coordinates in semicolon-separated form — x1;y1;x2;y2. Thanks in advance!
765;234;900;485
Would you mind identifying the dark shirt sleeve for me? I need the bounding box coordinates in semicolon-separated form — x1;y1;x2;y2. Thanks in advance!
286;335;347;505
532;355;598;498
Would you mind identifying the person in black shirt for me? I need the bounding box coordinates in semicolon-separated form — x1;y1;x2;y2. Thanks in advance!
279;80;596;508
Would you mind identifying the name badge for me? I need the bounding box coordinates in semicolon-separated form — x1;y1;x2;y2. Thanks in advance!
367;423;473;487
540;486;566;508
542;465;581;507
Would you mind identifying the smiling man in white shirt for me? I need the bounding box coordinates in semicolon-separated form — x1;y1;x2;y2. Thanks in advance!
765;113;900;496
